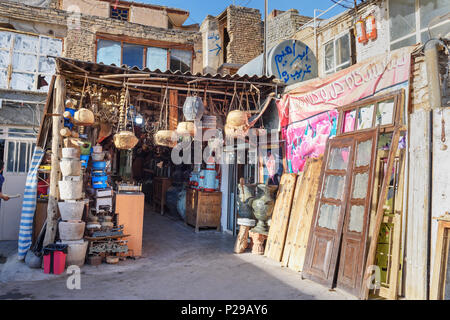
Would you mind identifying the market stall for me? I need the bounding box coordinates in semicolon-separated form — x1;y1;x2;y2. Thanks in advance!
24;57;278;270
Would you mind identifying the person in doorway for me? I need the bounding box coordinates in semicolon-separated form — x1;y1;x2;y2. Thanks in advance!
0;160;10;204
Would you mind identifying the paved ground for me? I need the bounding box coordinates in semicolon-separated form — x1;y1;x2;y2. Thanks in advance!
0;208;354;300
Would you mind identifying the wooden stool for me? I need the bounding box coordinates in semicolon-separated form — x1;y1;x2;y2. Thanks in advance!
234;219;256;254
249;231;267;255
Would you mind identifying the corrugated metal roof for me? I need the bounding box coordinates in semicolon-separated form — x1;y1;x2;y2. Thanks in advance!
55;57;279;86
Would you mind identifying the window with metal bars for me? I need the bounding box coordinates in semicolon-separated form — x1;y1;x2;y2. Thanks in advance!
110;6;129;21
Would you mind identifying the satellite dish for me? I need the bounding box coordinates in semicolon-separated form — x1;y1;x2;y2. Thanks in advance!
267;40;318;85
236;40;318;86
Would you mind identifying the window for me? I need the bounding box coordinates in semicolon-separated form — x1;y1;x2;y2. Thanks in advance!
389;0;450;50
96;39;190;72
0;31;62;92
324;33;351;75
110;6;129;21
170;49;192;73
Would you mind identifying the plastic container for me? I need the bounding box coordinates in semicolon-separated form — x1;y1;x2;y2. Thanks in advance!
43;244;68;275
91;151;105;161
92;161;106;170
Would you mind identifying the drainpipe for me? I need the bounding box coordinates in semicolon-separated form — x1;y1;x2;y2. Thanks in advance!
263;0;268;76
424;39;442;300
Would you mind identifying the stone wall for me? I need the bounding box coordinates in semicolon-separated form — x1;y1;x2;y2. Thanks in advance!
226;5;262;66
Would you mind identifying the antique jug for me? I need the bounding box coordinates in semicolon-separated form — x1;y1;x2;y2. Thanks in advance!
236;178;256;219
251;183;278;235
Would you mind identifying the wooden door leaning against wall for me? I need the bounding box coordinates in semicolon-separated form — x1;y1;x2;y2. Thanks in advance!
302;128;378;296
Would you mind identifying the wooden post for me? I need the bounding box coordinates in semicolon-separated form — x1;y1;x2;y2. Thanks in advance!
361;126;401;299
43;75;65;247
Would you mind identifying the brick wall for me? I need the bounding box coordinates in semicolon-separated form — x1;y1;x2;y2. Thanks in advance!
226;5;262;65
0;0;203;73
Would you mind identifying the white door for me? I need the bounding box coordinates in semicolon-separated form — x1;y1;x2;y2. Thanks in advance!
0;132;36;240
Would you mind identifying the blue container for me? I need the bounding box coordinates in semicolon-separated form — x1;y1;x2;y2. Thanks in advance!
64;107;76;130
92;175;108;189
80;154;90;168
92;161;106;170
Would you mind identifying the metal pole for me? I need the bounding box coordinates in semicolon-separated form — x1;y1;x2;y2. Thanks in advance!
263;0;268;76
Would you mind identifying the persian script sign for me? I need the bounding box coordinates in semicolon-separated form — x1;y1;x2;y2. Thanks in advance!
268;40;318;85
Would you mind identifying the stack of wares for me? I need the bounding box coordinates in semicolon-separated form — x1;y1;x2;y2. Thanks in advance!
91;145;108;189
58;149;88;267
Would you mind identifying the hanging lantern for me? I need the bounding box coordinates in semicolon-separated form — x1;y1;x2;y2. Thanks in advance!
154;130;177;148
183;96;204;121
365;14;377;40
355;18;368;44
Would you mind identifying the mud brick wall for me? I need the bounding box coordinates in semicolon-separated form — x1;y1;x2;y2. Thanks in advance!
226;5;262;65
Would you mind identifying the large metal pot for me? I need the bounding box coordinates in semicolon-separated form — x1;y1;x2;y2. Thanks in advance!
183;96;204;121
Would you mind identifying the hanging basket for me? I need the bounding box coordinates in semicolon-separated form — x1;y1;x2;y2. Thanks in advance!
176;122;195;136
226;110;249;127
74;108;95;126
154;130;177;148
183;96;204;121
113;131;139;150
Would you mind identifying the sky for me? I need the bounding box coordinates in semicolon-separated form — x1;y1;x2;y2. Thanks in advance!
142;0;353;25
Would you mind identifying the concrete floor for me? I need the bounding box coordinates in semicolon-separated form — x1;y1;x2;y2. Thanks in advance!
0;208;355;300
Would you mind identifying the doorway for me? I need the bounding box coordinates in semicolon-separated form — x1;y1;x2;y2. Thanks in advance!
0;127;36;240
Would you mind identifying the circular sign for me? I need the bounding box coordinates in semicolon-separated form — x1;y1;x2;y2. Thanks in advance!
268;40;318;85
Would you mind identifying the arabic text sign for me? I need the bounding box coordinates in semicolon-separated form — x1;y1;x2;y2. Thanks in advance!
268;40;318;85
277;46;414;125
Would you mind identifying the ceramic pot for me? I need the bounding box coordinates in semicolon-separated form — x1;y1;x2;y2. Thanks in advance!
58;221;85;241
60;240;88;267
58;200;86;221
237;183;256;219
251;184;278;235
60;158;81;176
58;179;83;200
113;131;139;150
183;96;204;121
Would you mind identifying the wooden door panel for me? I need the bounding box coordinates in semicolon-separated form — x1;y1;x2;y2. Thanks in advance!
302;136;354;287
336;129;378;296
309;232;335;278
339;237;360;288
